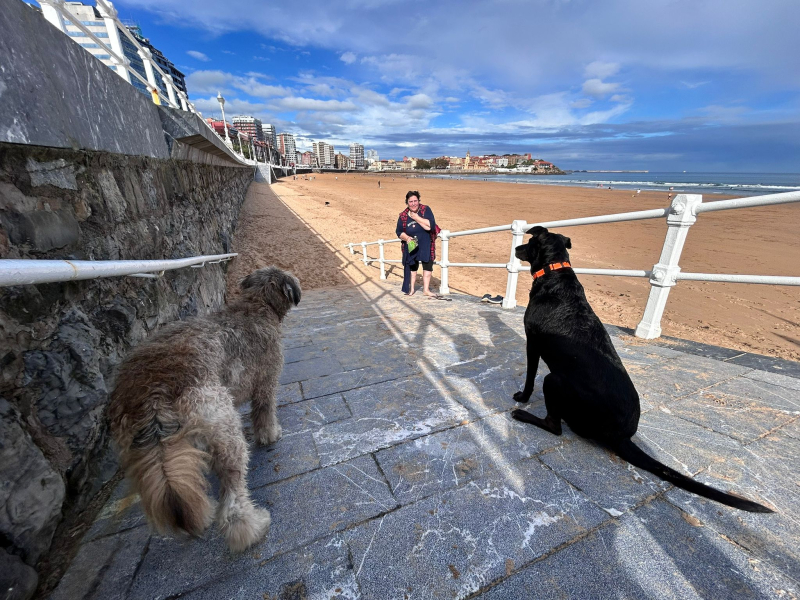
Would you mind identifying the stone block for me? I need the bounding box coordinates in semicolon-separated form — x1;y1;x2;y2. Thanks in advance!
539;438;669;514
375;411;562;504
480;500;795;600
128;455;395;599
176;534;358;600
346;458;608;600
49;525;150;600
0;399;65;565
0;548;38;600
278;354;344;384
300;360;420;400
26;158;77;190
668;377;799;443
83;479;146;543
314;374;471;466
635;409;743;479
665;428;798;582
627;352;751;400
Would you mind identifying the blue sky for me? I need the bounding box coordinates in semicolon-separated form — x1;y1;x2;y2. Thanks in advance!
106;0;798;170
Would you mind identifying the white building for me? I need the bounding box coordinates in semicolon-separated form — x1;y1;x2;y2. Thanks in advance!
366;149;379;163
277;133;297;165
313;142;335;168
349;143;365;169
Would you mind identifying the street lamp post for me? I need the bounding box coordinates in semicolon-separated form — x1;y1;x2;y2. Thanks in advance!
216;92;231;146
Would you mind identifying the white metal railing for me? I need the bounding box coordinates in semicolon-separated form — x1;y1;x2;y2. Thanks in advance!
0;253;237;287
36;0;269;166
345;190;800;339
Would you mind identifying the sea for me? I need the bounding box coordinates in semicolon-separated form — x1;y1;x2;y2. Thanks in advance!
423;172;800;196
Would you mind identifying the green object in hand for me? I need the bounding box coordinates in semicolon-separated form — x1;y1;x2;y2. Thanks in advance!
407;237;418;252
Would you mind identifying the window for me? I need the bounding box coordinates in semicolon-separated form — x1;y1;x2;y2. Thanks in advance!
80;43;100;49
95;54;111;60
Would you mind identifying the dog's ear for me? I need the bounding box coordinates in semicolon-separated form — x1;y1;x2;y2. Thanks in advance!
559;234;572;249
526;226;548;237
283;277;301;306
240;272;260;291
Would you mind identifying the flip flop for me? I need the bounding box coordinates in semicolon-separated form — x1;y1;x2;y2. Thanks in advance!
486;295;503;304
429;295;452;301
480;294;492;303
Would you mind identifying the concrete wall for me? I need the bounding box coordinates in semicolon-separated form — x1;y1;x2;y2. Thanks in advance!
0;141;251;595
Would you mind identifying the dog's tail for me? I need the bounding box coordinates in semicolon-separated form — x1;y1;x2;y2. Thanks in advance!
122;420;213;537
611;438;773;513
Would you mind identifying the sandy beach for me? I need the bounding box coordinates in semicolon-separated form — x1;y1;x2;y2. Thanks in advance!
235;173;800;362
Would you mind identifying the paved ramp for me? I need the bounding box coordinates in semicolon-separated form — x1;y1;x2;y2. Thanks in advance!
52;280;800;599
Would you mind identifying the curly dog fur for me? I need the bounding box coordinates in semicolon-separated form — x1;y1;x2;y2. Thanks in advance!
108;266;302;552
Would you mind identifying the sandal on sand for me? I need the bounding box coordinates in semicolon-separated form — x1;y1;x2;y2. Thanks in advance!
480;293;492;303
486;295;503;304
429;295;452;301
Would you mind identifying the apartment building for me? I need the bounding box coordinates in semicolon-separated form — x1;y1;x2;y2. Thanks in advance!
349;143;365;169
277;133;297;165
232;116;264;142
263;124;277;149
313;142;335;168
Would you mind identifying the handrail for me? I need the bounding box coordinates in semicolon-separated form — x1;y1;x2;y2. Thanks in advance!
344;189;800;339
0;253;237;287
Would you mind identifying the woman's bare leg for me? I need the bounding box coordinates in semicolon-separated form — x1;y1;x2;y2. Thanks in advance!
423;271;436;296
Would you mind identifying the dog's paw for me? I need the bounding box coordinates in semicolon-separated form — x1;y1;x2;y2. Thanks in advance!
223;507;271;553
513;391;530;403
255;424;282;446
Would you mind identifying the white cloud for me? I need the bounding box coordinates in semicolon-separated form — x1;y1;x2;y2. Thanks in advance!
582;78;621;98
274;97;358;112
186;50;210;62
340;51;357;64
584;61;619;79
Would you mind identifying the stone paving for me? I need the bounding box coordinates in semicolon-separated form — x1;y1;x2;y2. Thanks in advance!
51;280;800;599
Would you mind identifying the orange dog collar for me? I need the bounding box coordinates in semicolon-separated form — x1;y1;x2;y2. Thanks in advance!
532;261;572;281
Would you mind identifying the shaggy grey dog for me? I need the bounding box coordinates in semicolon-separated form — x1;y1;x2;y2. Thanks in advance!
108;267;301;552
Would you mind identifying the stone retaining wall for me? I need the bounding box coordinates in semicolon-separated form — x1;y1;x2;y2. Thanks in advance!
0;141;251;594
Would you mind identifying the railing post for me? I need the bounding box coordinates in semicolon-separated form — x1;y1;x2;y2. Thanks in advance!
162;73;178;107
503;220;528;309
439;230;450;295
137;47;160;102
378;240;386;279
40;0;67;33
178;91;189;111
361;242;369;266
96;0;131;83
635;194;703;338
347;243;355;256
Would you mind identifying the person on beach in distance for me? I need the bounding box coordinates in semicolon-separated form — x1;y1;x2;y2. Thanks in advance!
396;191;437;297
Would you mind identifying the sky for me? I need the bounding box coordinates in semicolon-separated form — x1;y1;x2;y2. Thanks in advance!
103;0;799;171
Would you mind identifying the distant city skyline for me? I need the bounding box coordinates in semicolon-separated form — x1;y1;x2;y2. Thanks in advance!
51;0;800;172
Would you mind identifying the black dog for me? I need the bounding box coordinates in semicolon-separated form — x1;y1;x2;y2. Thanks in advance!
511;226;772;513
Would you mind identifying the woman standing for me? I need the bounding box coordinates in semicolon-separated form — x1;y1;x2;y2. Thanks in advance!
396;191;437;296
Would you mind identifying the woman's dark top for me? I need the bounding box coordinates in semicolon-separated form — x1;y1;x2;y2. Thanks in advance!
396;205;436;264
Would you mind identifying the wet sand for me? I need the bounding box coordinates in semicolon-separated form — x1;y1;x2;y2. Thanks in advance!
246;174;800;362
